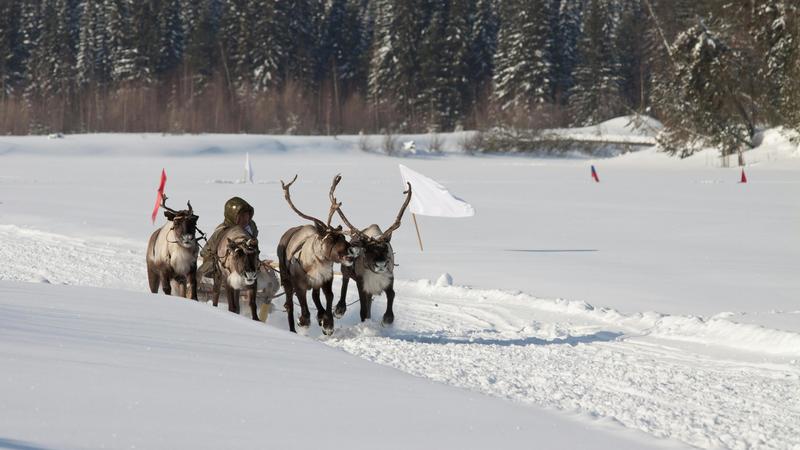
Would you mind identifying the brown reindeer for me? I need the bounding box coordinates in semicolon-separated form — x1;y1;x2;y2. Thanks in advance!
209;227;261;319
146;194;200;300
332;182;412;325
277;174;354;335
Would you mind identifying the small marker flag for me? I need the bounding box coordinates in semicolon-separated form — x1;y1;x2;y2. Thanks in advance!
591;165;600;182
740;169;747;183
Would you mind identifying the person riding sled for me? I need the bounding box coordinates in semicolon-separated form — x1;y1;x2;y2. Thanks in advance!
199;196;258;278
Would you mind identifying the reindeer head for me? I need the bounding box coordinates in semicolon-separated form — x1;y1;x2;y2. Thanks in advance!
281;174;352;266
332;178;412;274
226;237;260;287
161;194;199;249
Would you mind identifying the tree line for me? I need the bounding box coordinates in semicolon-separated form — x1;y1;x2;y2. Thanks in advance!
0;0;797;157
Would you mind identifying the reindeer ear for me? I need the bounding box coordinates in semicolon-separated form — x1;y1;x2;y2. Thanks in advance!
227;238;237;249
164;211;176;221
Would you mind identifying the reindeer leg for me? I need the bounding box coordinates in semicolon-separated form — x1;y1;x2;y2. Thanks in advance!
321;279;335;336
160;273;172;296
248;287;258;321
212;276;221;307
365;295;373;320
334;275;349;318
382;282;395;326
356;280;369;322
285;286;296;333
311;288;325;326
227;286;239;313
296;290;311;328
147;263;160;294
187;270;198;301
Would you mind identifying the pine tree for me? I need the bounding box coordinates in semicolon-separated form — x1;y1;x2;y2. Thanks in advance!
465;0;498;109
569;0;624;125
25;0;79;99
751;0;799;127
185;0;221;91
492;0;556;114
369;0;430;129
0;1;26;98
655;20;757;158
616;0;649;112
156;0;185;77
106;0;150;85
552;0;584;105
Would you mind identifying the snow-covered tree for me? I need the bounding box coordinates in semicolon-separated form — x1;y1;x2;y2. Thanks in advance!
465;0;498;108
750;0;799;127
0;1;26;97
156;0;184;76
569;0;624;125
655;20;757;158
25;0;79;99
551;0;584;104
368;0;429;128
492;0;557;112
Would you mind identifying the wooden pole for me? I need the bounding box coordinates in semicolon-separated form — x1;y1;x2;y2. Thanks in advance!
412;213;424;252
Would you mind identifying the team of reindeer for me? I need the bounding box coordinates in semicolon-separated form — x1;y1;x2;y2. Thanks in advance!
146;174;412;336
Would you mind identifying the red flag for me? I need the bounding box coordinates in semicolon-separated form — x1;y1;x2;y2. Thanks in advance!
151;169;167;224
591;165;600;183
740;169;747;183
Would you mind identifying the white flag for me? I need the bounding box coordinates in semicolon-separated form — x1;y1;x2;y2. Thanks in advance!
399;164;475;217
245;152;254;183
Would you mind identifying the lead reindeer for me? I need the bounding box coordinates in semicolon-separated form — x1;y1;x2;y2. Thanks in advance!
332;181;412;325
277;175;354;335
146;194;200;300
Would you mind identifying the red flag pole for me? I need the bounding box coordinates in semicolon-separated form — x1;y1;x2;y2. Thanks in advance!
151;169;167;224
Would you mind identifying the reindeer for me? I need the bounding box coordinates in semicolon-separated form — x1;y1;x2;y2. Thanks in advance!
146;194;201;300
209;227;262;319
277;174;354;335
332;182;412;326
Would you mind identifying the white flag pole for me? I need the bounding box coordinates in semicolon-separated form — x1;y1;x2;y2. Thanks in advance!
245;152;254;183
411;213;424;251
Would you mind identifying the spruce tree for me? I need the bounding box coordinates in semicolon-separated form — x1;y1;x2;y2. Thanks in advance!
466;0;498;110
0;1;26;97
492;0;556;115
655;20;757;158
569;0;624;125
552;0;584;105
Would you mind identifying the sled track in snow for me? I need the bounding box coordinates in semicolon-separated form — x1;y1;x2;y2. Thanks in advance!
2;226;799;449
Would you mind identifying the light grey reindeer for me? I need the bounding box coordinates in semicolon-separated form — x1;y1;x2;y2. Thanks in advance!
276;175;354;335
332;181;412;325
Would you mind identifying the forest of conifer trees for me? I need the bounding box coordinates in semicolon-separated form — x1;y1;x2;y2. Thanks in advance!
0;0;797;156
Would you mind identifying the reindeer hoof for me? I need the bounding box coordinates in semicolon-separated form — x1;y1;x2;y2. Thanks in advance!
321;315;334;335
334;304;346;318
317;313;326;326
297;315;310;328
382;313;394;326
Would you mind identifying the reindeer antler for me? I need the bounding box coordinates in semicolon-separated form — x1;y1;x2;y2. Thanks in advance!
187;200;194;215
329;174;365;239
160;193;180;214
281;174;328;230
327;174;343;226
379;182;412;241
